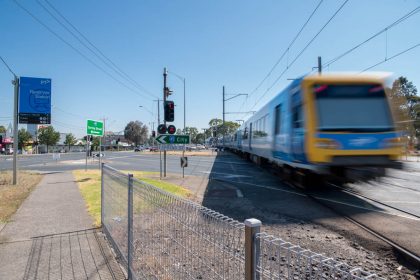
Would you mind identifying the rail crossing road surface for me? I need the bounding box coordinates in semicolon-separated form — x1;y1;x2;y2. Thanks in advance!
2;150;420;276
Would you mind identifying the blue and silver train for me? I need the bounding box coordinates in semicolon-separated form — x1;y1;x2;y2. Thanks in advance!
223;73;402;180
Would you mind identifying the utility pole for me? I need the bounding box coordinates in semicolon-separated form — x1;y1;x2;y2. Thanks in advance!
154;99;162;179
222;86;225;146
318;56;322;74
12;76;19;185
163;68;167;177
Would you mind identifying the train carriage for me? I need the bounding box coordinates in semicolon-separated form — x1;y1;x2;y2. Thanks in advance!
225;73;402;180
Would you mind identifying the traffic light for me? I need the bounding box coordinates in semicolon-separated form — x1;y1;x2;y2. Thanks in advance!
167;125;176;134
157;124;167;134
152;131;156;138
164;101;175;122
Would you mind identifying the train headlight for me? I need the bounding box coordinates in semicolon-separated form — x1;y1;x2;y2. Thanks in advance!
382;138;402;148
315;139;341;149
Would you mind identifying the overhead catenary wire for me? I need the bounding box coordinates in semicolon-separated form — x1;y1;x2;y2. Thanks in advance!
360;41;420;73
238;0;324;113
12;0;153;100
250;0;324;98
323;5;420;68
249;0;349;112
36;0;156;99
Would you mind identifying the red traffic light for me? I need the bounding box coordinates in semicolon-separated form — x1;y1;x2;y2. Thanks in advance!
168;125;176;134
157;124;167;134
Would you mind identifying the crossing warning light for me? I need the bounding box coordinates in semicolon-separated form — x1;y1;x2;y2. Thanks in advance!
164;101;175;122
168;125;176;135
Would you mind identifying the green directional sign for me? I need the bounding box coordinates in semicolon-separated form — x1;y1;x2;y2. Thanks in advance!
156;134;190;144
86;119;104;136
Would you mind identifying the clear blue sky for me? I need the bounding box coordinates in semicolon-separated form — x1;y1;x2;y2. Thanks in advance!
1;0;419;138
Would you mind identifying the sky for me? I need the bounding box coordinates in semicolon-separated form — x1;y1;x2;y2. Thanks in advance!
1;0;419;138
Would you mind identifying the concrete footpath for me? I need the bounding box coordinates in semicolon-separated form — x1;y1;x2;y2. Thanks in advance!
0;172;125;280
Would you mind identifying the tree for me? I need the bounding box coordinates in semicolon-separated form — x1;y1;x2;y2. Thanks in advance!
194;133;205;144
207;119;240;137
390;77;420;147
64;133;77;150
124;121;148;146
184;127;199;143
0;125;6;134
176;128;182;135
38;126;60;153
18;128;32;150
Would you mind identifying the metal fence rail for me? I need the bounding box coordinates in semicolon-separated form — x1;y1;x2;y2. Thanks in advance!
256;232;383;280
131;178;245;279
102;165;129;270
101;164;384;280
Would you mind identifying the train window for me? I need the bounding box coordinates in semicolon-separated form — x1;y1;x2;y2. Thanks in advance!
275;105;281;135
293;104;303;128
243;127;248;140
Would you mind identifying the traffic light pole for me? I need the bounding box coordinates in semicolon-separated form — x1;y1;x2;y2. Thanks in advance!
163;68;167;177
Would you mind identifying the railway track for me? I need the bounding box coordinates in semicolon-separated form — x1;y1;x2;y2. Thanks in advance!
302;183;420;270
211;170;420;271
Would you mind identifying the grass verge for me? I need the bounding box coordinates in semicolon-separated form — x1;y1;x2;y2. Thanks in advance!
73;169;191;227
0;171;43;223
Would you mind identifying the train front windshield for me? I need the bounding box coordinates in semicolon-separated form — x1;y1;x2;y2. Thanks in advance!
313;84;394;132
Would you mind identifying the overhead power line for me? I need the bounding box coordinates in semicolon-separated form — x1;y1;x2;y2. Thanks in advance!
324;6;420;68
0;56;17;77
250;0;349;111
37;0;155;99
13;0;153;100
361;42;420;72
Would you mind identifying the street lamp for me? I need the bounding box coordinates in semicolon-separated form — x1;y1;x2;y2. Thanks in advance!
168;71;186;133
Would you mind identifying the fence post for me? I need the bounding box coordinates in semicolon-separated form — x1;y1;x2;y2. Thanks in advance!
245;218;262;280
127;174;134;280
101;163;104;227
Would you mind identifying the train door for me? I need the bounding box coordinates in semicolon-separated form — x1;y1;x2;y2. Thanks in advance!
291;92;306;162
249;123;253;150
273;104;285;159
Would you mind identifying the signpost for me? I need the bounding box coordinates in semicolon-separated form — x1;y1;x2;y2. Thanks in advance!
86;120;104;170
181;156;188;178
156;134;189;144
13;76;51;185
87;119;104;136
18;77;51;124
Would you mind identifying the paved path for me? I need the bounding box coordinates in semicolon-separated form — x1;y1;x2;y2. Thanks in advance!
0;172;125;280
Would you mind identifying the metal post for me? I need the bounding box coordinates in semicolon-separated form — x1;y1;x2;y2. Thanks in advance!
99;137;102;169
318;56;322;74
163;68;167;177
101;163;104;226
183;78;186;133
127;174;134;280
12;76;19;185
85;135;88;171
245;218;262;280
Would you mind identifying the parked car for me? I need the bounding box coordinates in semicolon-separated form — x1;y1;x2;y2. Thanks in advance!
149;146;158;152
134;147;143;152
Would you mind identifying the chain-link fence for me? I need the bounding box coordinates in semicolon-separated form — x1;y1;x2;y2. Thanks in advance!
101;164;383;280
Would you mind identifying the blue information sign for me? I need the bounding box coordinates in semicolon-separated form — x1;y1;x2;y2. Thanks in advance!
18;77;51;124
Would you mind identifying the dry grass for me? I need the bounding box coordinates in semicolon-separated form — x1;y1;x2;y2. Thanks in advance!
0;171;43;223
73;169;191;227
